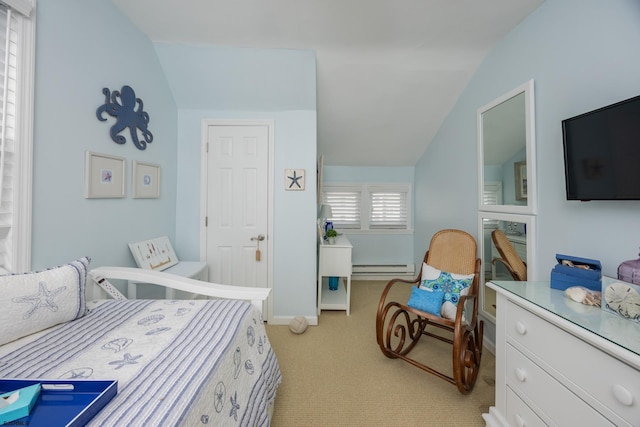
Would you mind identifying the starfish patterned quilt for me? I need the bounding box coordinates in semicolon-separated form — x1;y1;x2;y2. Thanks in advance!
0;298;281;426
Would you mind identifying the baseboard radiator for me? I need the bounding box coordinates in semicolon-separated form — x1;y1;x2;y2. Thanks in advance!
351;264;415;280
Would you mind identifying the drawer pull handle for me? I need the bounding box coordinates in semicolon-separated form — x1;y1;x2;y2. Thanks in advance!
515;321;527;335
612;384;634;406
515;414;525;427
515;368;527;382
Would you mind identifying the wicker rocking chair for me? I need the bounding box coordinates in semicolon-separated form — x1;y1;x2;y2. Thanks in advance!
491;229;527;281
375;229;483;394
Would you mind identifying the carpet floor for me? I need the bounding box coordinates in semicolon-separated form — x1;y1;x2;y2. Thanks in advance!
266;280;495;426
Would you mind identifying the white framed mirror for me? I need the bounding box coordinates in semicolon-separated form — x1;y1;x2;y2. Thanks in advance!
478;80;537;215
477;212;536;322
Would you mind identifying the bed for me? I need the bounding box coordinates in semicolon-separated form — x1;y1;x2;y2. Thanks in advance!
0;258;281;426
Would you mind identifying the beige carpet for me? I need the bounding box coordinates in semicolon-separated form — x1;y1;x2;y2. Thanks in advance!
266;280;495;426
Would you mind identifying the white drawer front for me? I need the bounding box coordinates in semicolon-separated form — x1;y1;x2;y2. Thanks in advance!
506;344;614;426
506;300;640;425
506;386;546;427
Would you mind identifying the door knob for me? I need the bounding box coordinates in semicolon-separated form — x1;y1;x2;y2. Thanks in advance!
251;234;265;241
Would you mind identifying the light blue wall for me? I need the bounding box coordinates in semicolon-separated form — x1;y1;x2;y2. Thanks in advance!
153;44;318;319
33;3;318;318
415;0;640;337
416;0;640;276
33;0;177;270
323;166;414;265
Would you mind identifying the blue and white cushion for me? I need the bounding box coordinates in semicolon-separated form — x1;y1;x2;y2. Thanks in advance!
419;263;474;320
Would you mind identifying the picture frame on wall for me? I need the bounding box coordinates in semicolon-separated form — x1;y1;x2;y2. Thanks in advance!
132;160;160;199
84;151;125;198
285;169;305;191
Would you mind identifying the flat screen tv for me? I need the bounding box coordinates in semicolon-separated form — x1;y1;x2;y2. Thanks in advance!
562;94;640;201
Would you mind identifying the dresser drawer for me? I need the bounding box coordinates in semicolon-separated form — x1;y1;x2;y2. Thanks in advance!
506;344;614;426
506;386;545;427
506;300;640;425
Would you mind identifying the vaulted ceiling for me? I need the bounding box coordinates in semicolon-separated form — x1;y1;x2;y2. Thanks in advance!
112;0;544;166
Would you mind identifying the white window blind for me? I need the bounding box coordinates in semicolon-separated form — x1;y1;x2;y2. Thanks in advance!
483;182;502;229
369;187;408;229
322;186;361;229
0;2;33;274
0;6;16;273
323;183;411;232
483;181;502;206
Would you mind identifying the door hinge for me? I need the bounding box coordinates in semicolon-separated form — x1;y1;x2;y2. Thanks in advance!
205;217;208;227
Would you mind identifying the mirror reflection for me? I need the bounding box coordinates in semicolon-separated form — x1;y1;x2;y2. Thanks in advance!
478;80;535;214
481;218;528;318
482;92;526;207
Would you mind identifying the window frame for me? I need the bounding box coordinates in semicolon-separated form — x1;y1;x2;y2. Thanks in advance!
322;183;413;234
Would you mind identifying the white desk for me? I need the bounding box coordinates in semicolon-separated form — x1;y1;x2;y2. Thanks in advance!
318;234;352;315
127;261;208;299
484;281;640;427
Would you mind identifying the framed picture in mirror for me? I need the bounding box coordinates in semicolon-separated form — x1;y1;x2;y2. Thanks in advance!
514;161;527;201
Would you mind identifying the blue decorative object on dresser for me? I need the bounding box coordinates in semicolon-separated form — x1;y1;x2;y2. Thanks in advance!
550;254;601;291
96;85;153;150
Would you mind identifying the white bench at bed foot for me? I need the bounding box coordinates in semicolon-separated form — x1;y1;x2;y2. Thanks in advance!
89;266;270;314
126;261;208;299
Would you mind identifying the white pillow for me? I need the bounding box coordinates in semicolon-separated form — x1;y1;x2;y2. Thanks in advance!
0;257;90;345
419;263;474;321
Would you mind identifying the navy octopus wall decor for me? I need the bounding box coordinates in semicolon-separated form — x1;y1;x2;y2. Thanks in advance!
96;85;153;150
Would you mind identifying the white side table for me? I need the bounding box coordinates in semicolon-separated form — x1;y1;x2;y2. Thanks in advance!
318;234;352;315
127;261;208;299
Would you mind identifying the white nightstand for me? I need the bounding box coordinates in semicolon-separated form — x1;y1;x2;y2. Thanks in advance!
318;234;353;315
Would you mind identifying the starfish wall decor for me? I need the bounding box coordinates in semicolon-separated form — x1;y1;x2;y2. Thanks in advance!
284;169;305;191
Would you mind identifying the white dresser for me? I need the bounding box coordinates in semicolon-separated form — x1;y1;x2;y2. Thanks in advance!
484;281;640;427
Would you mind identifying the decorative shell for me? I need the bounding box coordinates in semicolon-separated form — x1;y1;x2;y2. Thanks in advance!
604;282;640;320
565;286;601;307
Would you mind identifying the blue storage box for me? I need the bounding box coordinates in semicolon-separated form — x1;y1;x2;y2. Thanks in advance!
0;379;117;427
550;254;602;291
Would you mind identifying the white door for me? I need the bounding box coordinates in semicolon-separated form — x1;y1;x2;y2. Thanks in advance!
202;120;272;318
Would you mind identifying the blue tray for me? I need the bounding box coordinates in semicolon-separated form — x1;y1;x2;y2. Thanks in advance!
0;379;117;426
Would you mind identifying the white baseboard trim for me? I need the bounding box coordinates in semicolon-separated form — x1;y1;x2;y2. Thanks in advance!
352;274;414;281
269;315;318;326
483;336;496;355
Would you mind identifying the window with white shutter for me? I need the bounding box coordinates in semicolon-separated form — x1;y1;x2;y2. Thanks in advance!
322;183;412;232
322;186;361;229
483;182;502;229
369;186;409;229
0;2;34;273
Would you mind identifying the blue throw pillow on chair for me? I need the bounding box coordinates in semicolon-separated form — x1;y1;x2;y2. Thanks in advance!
407;286;445;316
419;263;474;321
